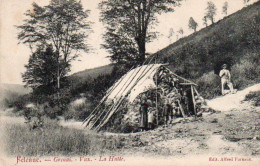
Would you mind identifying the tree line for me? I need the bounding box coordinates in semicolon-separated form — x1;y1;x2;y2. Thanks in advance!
168;0;253;43
169;1;232;43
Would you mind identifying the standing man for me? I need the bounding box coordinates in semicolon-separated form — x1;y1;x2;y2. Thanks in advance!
219;64;234;95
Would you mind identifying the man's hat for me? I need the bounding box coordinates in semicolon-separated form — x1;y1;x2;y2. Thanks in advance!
222;64;227;68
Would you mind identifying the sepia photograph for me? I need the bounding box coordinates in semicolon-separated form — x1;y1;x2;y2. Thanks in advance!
0;0;259;165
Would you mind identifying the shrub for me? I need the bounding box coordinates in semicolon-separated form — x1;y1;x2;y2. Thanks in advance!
231;55;260;90
22;106;44;130
196;71;221;99
63;101;93;121
244;91;260;106
4;94;31;112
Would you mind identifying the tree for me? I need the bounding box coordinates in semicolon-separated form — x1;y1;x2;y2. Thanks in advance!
188;17;198;32
222;1;228;16
102;26;139;67
243;0;251;4
178;28;184;38
168;28;175;43
22;44;58;94
99;0;182;64
205;1;217;24
202;16;208;27
17;0;91;91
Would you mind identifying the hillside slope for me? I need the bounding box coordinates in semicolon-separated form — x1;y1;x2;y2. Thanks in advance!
0;83;31;100
153;1;259;77
150;2;260;98
0;83;31;108
69;2;259;99
68;64;114;87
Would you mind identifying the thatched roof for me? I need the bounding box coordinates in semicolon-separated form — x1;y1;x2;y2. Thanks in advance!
107;64;162;103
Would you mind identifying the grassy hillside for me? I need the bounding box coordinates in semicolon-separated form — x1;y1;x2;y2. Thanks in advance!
0;83;31;100
151;1;260;98
68;64;114;87
154;1;259;72
0;83;31;108
0;83;31;96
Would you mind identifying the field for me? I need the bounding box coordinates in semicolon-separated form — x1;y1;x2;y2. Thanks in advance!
1;115;123;156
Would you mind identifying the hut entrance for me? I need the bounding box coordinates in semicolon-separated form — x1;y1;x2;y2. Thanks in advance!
179;85;196;117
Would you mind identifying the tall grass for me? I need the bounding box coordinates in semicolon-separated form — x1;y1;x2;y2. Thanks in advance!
63;102;92;121
3;118;123;156
231;53;260;89
196;71;221;99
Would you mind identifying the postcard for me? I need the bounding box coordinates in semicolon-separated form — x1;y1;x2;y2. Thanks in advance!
0;0;259;165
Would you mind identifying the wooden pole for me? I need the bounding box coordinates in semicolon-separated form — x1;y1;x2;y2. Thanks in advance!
82;57;153;126
82;66;135;125
87;65;148;127
180;83;198;86
95;96;125;131
177;100;186;119
105;65;135;96
110;56;155;104
193;86;202;97
170;72;198;86
191;85;197;119
155;58;159;126
89;104;111;129
96;64;158;131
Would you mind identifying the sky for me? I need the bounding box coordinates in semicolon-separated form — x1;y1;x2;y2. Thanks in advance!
0;0;257;84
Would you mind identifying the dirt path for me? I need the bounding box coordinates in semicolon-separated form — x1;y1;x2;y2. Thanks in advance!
206;83;260;111
115;108;259;157
109;84;260;157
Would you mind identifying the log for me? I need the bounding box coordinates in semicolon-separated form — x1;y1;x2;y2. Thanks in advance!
180;83;198;86
177;100;186;118
170;72;198;86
